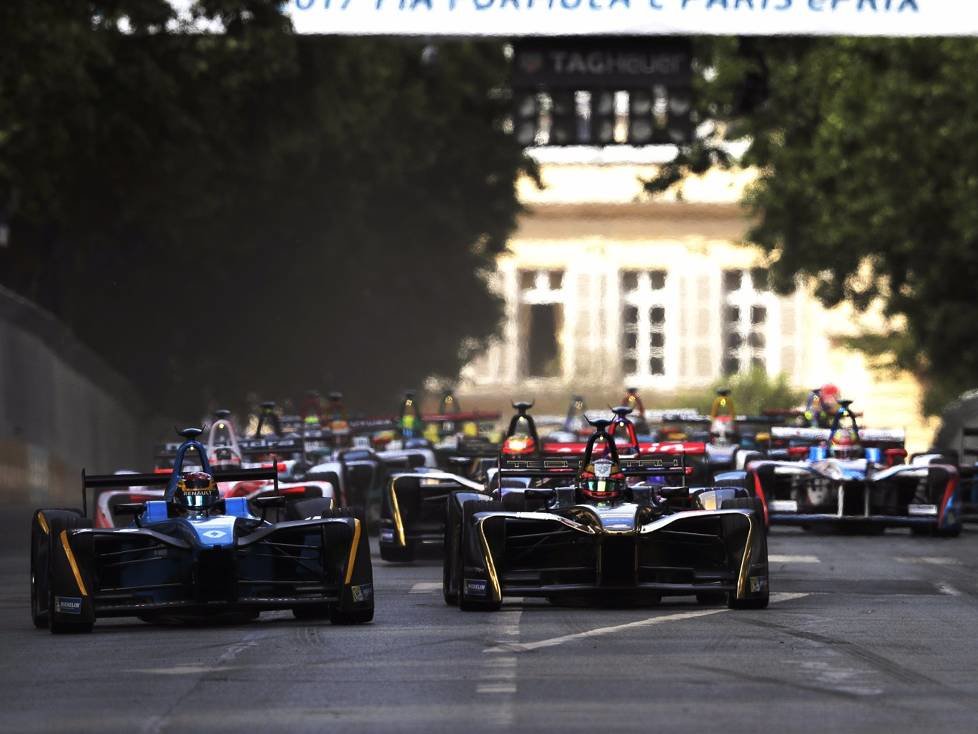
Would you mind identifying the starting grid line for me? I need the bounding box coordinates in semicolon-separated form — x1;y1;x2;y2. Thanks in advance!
483;592;811;654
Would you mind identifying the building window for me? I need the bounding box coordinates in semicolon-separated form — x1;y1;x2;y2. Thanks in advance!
722;268;771;375
518;269;565;379
622;270;669;380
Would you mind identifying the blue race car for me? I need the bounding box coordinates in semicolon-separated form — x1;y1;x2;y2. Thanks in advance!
30;428;373;633
731;401;960;536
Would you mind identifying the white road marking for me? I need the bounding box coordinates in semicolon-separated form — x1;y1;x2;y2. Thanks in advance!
477;608;523;726
140;632;265;733
484;592;810;654
936;582;962;596
770;554;821;564
130;665;235;676
895;556;962;566
476;683;517;694
409;581;443;594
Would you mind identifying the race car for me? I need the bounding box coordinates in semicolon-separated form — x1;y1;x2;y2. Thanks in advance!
442;415;769;611
379;468;488;562
647;389;784;475
730;401;960;535
99;411;337;528
30;428;373;634
378;400;589;563
523;400;713;485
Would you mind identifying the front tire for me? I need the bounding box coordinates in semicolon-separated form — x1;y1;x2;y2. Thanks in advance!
34;509;93;633
458;500;504;612
329;606;374;625
31;512;50;629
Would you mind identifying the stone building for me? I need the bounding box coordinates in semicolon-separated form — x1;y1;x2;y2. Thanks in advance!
454;149;935;450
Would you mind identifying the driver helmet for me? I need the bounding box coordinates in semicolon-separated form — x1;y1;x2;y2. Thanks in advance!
176;471;219;511
580;458;625;502
829;428;860;461
710;415;734;445
820;383;841;414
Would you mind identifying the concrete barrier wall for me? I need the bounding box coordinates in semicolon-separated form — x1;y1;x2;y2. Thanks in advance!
0;286;151;506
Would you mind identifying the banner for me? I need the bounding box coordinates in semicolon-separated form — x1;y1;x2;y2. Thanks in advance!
285;0;978;37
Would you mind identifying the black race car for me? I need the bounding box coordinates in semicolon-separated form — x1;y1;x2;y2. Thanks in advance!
442;416;769;611
30;428;373;633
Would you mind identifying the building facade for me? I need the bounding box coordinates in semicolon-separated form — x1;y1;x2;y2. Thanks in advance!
455;154;935;450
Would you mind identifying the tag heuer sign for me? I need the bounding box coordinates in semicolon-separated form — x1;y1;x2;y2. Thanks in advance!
515;38;692;89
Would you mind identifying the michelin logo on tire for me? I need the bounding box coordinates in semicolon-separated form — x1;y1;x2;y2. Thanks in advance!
55;596;83;614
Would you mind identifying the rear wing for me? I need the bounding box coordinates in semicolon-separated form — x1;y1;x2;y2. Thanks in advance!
498;453;688;481
81;466;279;518
770;426;906;446
453;436;501;457
349;417;399;434
239;436;302;456
540;440;706;456
422;410;501;424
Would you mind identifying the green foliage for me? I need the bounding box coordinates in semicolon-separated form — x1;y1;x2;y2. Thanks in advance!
671;368;804;417
0;2;529;417
648;38;978;414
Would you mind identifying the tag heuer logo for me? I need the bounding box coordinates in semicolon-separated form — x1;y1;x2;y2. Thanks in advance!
55;596;83;615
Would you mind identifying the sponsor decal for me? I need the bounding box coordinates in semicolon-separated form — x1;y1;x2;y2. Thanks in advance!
749;576;767;594
351;583;374;602
55;596;83;615
908;504;938;517
465;578;488;596
380;529;394;543
202;529;227;539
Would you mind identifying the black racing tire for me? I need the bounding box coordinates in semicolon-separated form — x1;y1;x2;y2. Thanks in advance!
30;510;54;629
695;591;727;605
727;593;770;610
720;496;764;515
726;517;770;611
443;499;460;606
720;496;766;533
915;524;962;538
42;510;94;634
285;497;334;521
329;606;374;625
458;500;504;612
292;604;332;620
322;507;357;519
936;524;962;538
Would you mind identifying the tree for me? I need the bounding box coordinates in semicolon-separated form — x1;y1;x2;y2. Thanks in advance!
649;38;978;414
0;1;529;418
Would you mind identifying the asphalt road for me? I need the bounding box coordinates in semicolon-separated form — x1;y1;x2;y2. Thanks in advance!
3;505;978;733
